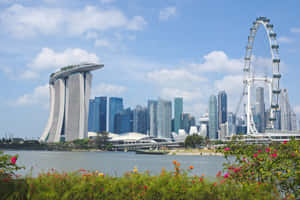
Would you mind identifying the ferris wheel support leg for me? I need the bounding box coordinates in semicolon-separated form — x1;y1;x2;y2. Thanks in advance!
247;84;251;134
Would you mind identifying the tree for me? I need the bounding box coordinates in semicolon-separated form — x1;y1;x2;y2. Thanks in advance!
184;134;204;148
95;131;109;150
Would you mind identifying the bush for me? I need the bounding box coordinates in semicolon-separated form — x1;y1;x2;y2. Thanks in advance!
0;161;285;200
221;139;300;199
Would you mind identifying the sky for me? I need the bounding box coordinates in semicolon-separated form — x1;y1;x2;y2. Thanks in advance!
1;0;300;139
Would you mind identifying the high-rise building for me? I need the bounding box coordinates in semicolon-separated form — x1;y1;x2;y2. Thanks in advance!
88;99;95;132
291;111;297;131
255;87;265;132
208;95;218;139
114;108;133;134
199;113;209;138
99;97;108;133
227;112;236;136
109;97;123;133
218;91;227;129
181;113;190;134
40;63;103;142
174;97;183;134
133;105;147;134
88;97;108;133
148;100;158;137
189;116;196;128
157;99;172;138
280;89;297;131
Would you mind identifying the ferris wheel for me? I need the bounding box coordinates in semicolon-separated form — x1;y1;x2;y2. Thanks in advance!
242;17;281;134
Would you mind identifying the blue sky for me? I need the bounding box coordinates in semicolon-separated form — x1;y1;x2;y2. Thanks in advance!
1;0;300;138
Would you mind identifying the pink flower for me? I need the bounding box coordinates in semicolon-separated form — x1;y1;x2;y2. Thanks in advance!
11;157;17;165
272;153;278;158
224;173;230;179
242;158;246;162
259;158;262;161
291;153;295;157
265;148;270;153
273;149;277;153
258;150;262;153
224;148;230;151
253;153;258;158
283;140;288;144
234;168;238;172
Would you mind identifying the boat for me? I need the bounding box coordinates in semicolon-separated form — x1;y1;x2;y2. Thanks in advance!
135;149;169;155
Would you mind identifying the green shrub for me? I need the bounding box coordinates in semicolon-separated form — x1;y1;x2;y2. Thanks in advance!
0;162;285;200
222;139;300;199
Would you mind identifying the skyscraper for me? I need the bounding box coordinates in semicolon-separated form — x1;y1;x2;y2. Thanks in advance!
227;112;236;136
88;96;107;133
109;97;123;133
208;95;218;139
174;97;183;134
157;99;172;138
133;105;147;134
114;108;133;134
88;99;95;132
280;88;297;131
255;87;265;132
148;100;158;137
218;91;227;129
99;97;108;133
181;113;190;134
40;63;103;143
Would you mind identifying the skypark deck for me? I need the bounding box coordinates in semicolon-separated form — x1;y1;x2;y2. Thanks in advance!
50;63;103;84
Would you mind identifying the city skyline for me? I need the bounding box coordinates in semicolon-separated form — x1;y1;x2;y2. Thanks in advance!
1;1;300;138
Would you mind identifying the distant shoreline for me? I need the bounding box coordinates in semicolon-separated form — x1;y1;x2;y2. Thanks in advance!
167;149;223;156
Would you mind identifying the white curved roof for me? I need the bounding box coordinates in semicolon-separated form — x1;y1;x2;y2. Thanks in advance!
88;132;149;141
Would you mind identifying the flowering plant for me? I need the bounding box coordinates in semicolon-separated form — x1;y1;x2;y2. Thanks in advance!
0;151;23;180
222;139;300;198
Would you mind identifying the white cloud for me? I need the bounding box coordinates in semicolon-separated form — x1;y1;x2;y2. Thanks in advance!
189;51;243;73
85;31;98;40
159;6;176;21
290;27;300;33
0;4;147;38
16;84;49;108
30;48;99;71
126;16;147;31
20;70;39;79
278;36;293;44
147;69;207;86
92;83;127;97
99;0;115;3
214;75;244;112
0;66;13;76
94;39;112;48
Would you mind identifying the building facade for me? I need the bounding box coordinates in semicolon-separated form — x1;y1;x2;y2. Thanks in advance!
174;97;183;134
109;97;123;133
255;87;265;132
133;105;147;134
218;91;227;129
88;96;107;133
227;112;236;136
208;95;218;139
148;100;158;137
114;108;133;134
280;88;297;131
40;63;103;142
157;99;172;138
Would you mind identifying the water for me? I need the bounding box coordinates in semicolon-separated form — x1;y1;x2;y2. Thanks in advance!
3;150;227;177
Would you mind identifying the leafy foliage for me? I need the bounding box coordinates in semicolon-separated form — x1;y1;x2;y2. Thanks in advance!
221;139;300;199
0;162;283;200
184;134;204;148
